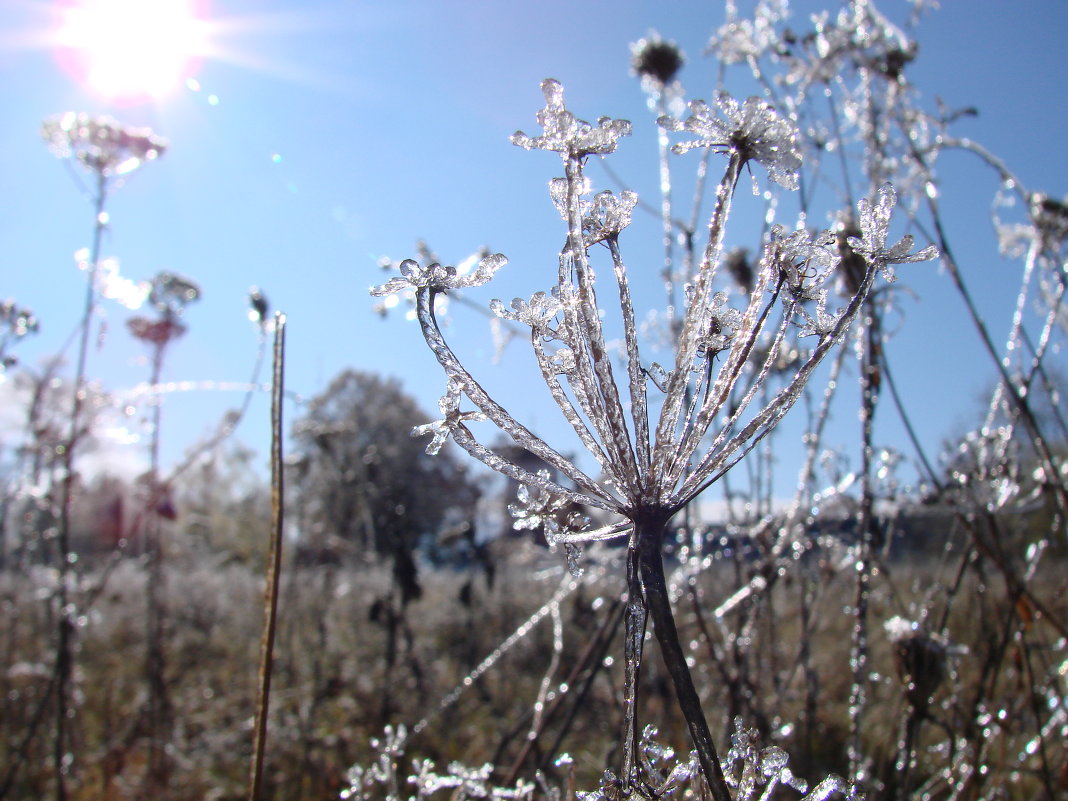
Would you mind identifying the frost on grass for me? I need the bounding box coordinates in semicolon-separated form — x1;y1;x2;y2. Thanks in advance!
574;722;860;801
340;726;535;801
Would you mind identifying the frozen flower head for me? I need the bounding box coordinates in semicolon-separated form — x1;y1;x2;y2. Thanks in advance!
1;300;38;371
147;272;201;317
659;93;802;189
846;183;938;281
371;253;507;295
770;225;840;297
42;112;166;177
512;79;632;159
707;0;788;65
630;33;685;88
1028;192;1068;249
548;179;638;245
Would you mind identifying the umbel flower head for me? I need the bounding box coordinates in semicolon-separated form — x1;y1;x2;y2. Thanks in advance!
659;93;802;189
42;112;167;177
373;79;929;535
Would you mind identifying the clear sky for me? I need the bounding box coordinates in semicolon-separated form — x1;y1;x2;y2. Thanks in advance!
2;0;1067;502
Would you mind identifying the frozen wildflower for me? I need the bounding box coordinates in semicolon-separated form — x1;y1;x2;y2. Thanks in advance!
659;93;802;189
511;78;632;159
1029;192;1068;249
490;291;561;336
885;617;947;712
0;300;39;370
371;253;507;295
725;248;754;295
42;112;166;177
549;179;639;245
707;0;788;65
770;225;840;297
846;183;938;281
147;271;200;315
375;78;912;800
698;292;742;355
248;286;269;324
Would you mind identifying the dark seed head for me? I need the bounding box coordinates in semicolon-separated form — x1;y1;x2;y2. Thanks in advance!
631;37;685;85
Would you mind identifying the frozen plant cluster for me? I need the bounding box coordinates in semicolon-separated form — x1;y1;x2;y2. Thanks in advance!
372;78;930;568
340;726;536;801
373;62;933;796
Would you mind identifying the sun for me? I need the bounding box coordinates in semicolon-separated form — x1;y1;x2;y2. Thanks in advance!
53;0;210;103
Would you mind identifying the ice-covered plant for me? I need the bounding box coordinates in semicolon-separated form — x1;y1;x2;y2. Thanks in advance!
0;300;38;371
373;76;934;797
39;111;168;799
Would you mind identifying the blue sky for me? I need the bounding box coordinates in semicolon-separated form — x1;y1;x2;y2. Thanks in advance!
2;0;1067;502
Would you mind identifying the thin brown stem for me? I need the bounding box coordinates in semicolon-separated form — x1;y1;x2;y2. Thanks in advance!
248;313;287;801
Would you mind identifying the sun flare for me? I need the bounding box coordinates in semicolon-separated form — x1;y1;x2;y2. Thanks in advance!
54;0;209;102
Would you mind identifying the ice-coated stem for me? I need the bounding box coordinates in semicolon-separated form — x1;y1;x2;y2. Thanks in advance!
606;238;652;482
653;153;744;491
621;544;647;788
562;155;639;496
634;509;732;801
54;167;108;801
416;286;620;511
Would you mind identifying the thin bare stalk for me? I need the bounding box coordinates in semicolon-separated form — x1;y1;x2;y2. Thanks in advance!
248;312;287;801
144;335;172;789
53;168;107;801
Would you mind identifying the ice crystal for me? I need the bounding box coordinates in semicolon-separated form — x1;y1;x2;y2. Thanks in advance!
511;79;632;159
509;472;573;532
723;718;810;800
721;718;860;801
659;93;802;189
846;183;938;281
413;379;487;456
698;292;743;355
341;725;536;801
340;725;408;801
411;759;535;801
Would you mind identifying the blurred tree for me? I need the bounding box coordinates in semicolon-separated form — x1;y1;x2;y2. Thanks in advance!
173;441;272;567
289;369;480;597
289;369;481;721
